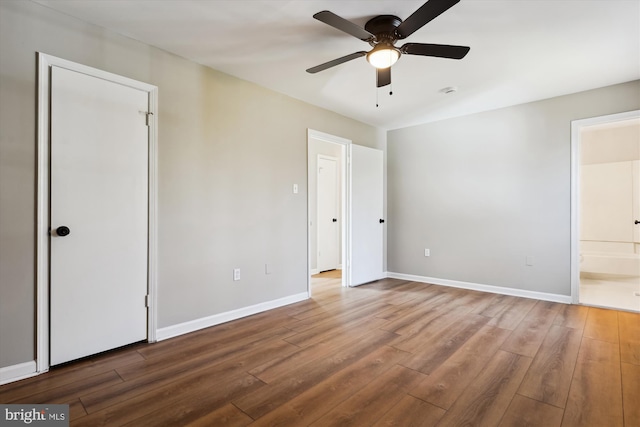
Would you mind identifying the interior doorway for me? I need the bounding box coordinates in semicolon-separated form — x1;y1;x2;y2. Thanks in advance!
308;130;349;292
307;129;385;294
571;110;640;312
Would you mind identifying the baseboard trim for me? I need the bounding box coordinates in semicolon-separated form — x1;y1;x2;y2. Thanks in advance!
0;360;38;385
156;292;310;341
386;272;572;304
310;269;319;275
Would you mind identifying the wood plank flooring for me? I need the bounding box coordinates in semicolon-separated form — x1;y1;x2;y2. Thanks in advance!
1;272;638;426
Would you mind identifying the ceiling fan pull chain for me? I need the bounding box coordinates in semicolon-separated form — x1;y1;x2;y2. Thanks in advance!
376;87;379;107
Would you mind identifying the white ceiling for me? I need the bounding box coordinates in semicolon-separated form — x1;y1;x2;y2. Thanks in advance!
34;0;640;130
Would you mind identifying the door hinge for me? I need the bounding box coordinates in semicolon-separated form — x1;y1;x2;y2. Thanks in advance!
145;294;150;308
145;112;153;127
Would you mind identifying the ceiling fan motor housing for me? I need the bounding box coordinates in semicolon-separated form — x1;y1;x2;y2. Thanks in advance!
364;15;403;46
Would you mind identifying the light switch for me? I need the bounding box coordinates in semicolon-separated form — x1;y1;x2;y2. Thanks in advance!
293;184;298;194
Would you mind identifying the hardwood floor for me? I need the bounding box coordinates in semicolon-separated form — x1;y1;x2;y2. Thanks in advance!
1;273;638;426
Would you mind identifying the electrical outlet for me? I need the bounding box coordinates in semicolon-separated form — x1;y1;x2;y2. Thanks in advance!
233;268;241;281
424;249;430;257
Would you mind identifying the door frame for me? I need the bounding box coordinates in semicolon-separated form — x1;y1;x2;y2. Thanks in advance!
570;109;640;304
317;154;340;273
307;129;351;294
36;53;158;373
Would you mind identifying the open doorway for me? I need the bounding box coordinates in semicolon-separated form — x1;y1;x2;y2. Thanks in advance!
571;110;640;312
308;130;349;293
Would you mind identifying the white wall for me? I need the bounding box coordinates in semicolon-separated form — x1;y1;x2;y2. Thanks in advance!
0;0;385;369
387;80;640;297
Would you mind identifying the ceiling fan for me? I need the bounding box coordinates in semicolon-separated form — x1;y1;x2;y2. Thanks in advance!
306;0;470;88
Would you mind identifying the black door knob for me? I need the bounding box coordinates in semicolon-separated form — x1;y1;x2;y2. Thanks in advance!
635;220;640;225
56;226;70;237
379;219;385;223
332;218;337;222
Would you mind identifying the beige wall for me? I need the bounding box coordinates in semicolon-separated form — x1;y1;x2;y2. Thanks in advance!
0;0;384;368
387;80;640;296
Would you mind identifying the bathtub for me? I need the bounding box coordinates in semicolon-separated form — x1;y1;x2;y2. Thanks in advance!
580;250;640;276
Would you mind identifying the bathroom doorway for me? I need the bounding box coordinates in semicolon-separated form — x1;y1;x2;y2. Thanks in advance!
571;110;640;312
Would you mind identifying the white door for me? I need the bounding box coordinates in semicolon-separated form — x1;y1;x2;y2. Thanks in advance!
50;66;149;365
317;156;339;272
350;144;384;286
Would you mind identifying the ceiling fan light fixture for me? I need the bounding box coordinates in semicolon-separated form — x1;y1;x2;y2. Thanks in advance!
367;44;400;69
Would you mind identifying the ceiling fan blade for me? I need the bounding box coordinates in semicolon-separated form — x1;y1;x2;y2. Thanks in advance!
377;67;391;88
313;11;374;41
306;51;367;74
401;43;470;59
396;0;460;39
